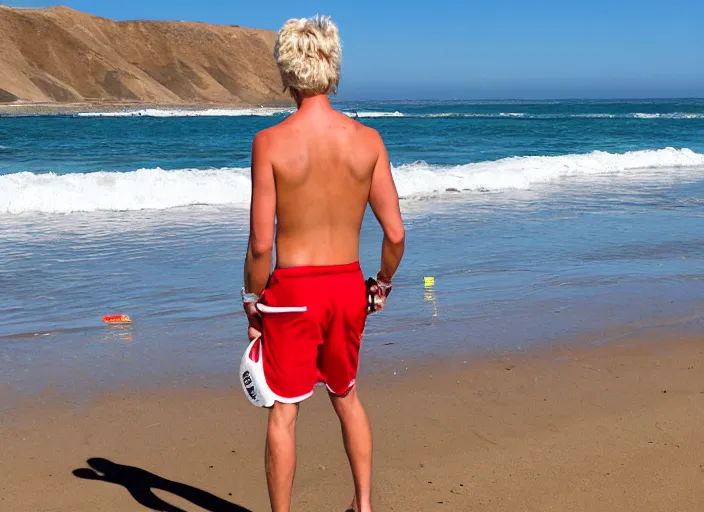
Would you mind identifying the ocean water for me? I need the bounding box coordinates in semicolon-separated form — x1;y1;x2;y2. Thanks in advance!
2;99;704;395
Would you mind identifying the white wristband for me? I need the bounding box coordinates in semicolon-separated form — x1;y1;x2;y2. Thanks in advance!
376;276;392;295
241;287;260;304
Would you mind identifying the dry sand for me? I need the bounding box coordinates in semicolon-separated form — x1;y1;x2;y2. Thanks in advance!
2;332;703;511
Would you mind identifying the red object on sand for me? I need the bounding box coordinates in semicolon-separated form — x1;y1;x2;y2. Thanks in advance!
102;315;132;324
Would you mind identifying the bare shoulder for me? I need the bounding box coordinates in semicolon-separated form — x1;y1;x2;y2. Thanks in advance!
252;128;272;151
251;124;286;161
256;113;306;148
360;124;384;146
340;116;384;153
252;125;277;147
250;126;281;172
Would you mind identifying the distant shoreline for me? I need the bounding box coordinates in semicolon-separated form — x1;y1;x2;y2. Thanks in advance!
0;101;293;117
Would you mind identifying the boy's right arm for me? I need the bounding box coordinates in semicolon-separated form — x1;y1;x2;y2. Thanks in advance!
368;131;405;286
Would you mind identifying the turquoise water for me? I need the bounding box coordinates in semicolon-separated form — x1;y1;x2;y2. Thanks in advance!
1;99;704;394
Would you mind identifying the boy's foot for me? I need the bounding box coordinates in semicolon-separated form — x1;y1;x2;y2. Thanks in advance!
345;496;357;512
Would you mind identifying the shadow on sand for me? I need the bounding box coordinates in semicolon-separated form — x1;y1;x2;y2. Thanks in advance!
73;457;252;512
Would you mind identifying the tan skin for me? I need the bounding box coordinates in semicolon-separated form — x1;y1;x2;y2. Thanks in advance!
244;94;405;332
243;93;405;512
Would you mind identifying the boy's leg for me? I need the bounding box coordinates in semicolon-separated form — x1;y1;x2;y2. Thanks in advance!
266;402;300;512
330;387;373;512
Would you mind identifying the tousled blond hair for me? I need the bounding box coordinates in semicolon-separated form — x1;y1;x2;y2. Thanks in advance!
274;15;342;97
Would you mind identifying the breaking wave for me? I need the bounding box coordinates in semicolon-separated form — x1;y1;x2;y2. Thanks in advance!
2;148;703;214
73;109;704;120
417;112;704;120
76;108;294;117
74;108;405;118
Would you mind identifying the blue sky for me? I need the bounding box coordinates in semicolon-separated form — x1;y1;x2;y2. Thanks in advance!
4;0;703;99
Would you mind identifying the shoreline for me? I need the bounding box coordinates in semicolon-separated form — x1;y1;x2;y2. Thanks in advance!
0;101;293;117
3;303;703;416
2;299;704;414
3;327;703;511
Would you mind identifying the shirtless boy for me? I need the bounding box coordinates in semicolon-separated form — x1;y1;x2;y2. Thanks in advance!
242;15;405;512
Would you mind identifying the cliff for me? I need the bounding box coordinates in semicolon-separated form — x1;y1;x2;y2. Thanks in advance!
0;5;290;105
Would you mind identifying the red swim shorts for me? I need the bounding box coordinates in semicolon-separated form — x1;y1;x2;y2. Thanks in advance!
260;262;368;403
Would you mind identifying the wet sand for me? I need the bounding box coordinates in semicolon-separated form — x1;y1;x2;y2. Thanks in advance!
2;330;703;511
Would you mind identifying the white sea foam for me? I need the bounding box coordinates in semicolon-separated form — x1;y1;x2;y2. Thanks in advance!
424;113;467;118
0;167;252;214
391;147;704;199
415;112;702;120
404;112;522;119
574;113;616;118
73;109;704;120
76;108;406;119
2;148;703;214
76;108;293;117
344;111;405;118
633;112;704;119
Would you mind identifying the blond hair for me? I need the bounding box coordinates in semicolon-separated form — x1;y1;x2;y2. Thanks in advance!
274;15;342;96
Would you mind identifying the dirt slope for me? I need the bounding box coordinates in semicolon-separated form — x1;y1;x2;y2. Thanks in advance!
0;5;289;105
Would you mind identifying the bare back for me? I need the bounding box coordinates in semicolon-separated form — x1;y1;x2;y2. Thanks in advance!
244;17;405;512
262;105;380;267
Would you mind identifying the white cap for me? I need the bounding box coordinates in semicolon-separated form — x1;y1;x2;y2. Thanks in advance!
240;335;276;408
239;303;308;408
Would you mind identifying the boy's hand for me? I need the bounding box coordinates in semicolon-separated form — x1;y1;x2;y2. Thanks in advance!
244;301;262;340
366;275;392;314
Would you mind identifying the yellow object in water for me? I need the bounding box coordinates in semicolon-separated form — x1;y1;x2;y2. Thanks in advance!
423;276;435;287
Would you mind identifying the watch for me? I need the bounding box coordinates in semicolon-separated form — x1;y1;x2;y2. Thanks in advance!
241;287;260;304
375;273;392;295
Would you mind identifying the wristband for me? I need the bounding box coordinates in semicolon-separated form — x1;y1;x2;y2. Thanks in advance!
241;287;260;304
375;273;393;296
